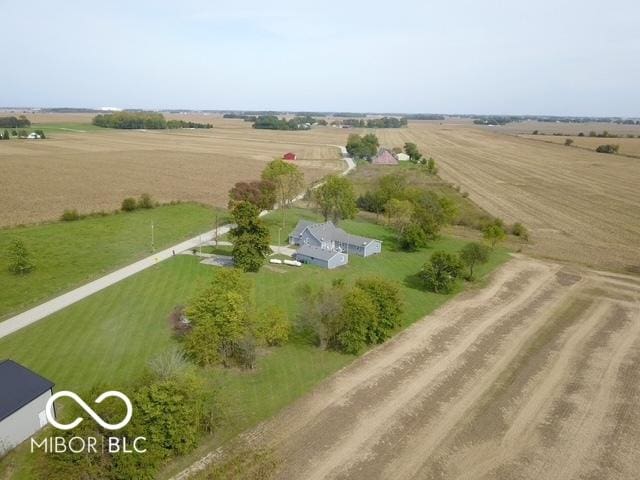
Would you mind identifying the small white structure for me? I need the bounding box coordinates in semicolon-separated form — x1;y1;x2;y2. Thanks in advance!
26;133;41;139
269;258;283;264
283;259;302;267
396;152;410;161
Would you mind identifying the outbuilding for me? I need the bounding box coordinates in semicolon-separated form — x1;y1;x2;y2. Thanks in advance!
0;360;54;455
294;244;348;269
283;152;297;161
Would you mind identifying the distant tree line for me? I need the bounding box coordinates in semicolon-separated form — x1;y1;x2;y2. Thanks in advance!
222;113;257;121
340;117;407;128
0;115;31;128
93;112;211;129
166;120;212;129
403;114;445;120
252;115;318;130
93;112;167;129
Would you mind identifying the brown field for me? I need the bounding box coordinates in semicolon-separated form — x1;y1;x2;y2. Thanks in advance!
372;123;640;273
204;257;640;480
488;119;640;137
519;134;640;157
0;122;344;226
2;116;639;272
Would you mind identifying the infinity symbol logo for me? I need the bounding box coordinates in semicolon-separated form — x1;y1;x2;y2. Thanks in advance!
45;390;133;431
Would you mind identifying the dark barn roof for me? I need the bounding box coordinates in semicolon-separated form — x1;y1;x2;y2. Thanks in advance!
0;360;54;422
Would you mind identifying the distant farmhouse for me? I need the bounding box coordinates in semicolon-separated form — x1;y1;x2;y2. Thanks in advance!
396;152;410;161
0;360;54;455
289;220;382;268
371;148;399;165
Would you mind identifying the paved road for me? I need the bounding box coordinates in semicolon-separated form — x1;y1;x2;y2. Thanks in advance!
0;150;355;340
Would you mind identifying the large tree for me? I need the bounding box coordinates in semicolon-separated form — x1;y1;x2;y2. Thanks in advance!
261;159;305;227
346;133;379;159
384;198;414;238
313;175;357;223
228;180;276;211
229;201;271;272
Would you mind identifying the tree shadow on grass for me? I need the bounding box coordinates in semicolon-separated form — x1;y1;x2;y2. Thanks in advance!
403;272;425;291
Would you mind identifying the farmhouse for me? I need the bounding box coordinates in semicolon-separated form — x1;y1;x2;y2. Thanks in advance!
289;220;382;257
283;152;297;161
0;360;54;455
294;244;348;269
371;148;399;165
396;152;410;161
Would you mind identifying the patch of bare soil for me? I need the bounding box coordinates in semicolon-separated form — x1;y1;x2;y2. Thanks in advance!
189;256;640;480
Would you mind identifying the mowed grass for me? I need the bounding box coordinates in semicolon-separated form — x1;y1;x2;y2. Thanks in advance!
0;212;508;394
0;212;508;479
0;203;226;319
27;122;106;134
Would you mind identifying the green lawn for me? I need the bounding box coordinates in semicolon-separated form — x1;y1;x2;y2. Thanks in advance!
0;203;227;320
0;211;509;479
24;122;106;135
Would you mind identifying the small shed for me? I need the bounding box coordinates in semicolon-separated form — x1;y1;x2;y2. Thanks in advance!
396;152;410;161
283;152;297;161
0;360;54;455
294;244;348;269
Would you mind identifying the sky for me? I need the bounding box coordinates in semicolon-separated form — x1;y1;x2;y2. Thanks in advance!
2;0;639;116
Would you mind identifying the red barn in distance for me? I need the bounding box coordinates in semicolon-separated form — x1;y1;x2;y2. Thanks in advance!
283;152;297;161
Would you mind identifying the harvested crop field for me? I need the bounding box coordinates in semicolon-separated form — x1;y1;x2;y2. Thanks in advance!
229;256;640;480
373;124;640;273
0;125;343;226
519;134;640;157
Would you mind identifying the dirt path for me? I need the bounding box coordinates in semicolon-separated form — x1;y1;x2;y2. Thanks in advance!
188;256;640;480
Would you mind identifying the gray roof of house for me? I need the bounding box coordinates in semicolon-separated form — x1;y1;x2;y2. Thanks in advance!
296;244;343;261
306;221;378;246
290;220;316;238
0;360;54;422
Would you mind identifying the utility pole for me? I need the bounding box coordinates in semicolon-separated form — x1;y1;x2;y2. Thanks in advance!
151;221;155;252
214;213;219;247
278;227;282;255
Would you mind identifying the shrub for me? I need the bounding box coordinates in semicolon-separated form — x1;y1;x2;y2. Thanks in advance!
483;223;507;248
595;144;619;154
420;251;463;293
8;239;35;274
256;306;291;346
60;209;81;221
334;288;378;355
138;193;155;209
459;242;490;280
355;277;403;343
564;138;574;146
511;222;529;241
121;197;138;211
